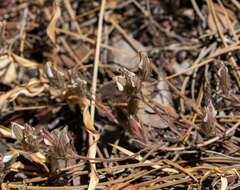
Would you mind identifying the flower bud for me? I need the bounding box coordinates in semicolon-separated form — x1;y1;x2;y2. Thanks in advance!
11;122;25;142
138;52;151;81
114;68;141;95
129;116;145;142
202;100;217;137
217;64;231;96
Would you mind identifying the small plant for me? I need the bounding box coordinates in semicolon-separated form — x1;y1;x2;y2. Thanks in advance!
201;100;217;137
42;127;78;160
44;61;87;102
11;122;42;151
1;122;79;174
113;52;152;142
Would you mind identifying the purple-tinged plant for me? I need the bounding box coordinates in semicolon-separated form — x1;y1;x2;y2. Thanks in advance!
44;61;87;104
138;52;152;81
113;53;152;141
217;64;231;96
44;61;67;90
10;122;42;151
202;100;217;137
42;127;78;159
129;116;145;142
114;68;141;96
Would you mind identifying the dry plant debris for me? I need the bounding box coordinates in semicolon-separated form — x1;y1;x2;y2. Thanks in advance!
0;0;240;189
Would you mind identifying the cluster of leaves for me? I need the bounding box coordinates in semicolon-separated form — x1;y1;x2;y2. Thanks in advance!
44;61;87;103
1;122;78;176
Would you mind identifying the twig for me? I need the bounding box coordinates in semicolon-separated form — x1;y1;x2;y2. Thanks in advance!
89;0;106;189
90;0;105;122
207;0;240;86
231;0;240;10
107;16;140;52
132;0;148;17
166;44;240;79
190;0;205;23
217;0;238;43
180;45;213;112
56;28;136;57
63;0;82;34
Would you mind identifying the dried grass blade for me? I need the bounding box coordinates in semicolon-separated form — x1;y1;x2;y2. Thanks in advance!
163;159;198;182
87;0;106;189
220;176;228;190
47;0;61;44
109;144;164;169
11;53;41;68
0;80;45;106
0;125;11;138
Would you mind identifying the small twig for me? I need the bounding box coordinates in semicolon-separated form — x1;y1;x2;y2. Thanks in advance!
107;16;140;52
132;0;148;17
180;45;213;112
63;0;82;34
166;44;240;80
231;0;240;10
89;0;106;189
207;0;240;86
90;0;105;122
56;28;136;57
204;150;240;160
163;159;198;182
197;136;220;148
225;121;240;136
190;0;205;23
217;0;238;43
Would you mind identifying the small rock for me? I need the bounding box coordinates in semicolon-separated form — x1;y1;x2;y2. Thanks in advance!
109;38;146;69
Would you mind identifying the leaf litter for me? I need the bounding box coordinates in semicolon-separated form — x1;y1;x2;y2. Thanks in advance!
0;0;240;189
